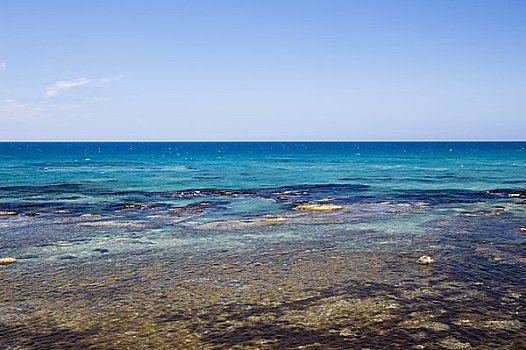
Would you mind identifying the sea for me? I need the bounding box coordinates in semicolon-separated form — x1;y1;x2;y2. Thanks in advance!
0;142;525;349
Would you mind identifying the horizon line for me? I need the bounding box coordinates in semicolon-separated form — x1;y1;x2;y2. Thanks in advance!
0;139;525;143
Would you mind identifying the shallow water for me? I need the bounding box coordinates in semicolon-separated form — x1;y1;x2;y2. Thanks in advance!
0;142;525;349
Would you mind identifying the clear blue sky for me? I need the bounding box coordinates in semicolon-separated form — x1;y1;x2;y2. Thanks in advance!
1;0;525;140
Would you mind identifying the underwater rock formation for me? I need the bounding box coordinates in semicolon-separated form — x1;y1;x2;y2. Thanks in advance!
295;204;343;212
417;255;434;265
260;217;288;224
0;258;17;265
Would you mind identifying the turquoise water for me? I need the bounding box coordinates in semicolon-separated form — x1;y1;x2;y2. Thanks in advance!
1;142;525;349
1;142;524;259
2;142;525;192
1;142;525;212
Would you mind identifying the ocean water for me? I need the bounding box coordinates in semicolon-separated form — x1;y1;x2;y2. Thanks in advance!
0;142;525;349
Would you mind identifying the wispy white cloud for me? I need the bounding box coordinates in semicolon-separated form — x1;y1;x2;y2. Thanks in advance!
0;62;6;70
44;74;124;98
0;96;110;120
0;99;42;119
98;74;124;85
44;78;91;98
0;72;122;119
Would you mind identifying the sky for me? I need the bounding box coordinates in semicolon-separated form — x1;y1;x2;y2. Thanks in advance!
1;0;525;141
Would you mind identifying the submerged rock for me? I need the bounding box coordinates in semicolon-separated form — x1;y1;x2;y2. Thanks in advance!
121;203;155;210
0;258;17;265
78;220;148;228
399;312;449;331
169;202;209;216
401;319;450;331
339;328;355;337
80;213;104;219
482;319;522;331
260;217;288;224
295;204;343;212
417;255;434;265
438;337;472;349
199;219;258;230
0;211;17;216
93;248;109;254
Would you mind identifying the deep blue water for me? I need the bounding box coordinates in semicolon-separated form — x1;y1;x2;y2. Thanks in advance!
1;141;526;193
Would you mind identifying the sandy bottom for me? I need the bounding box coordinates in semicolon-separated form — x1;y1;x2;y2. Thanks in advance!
1;237;524;350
